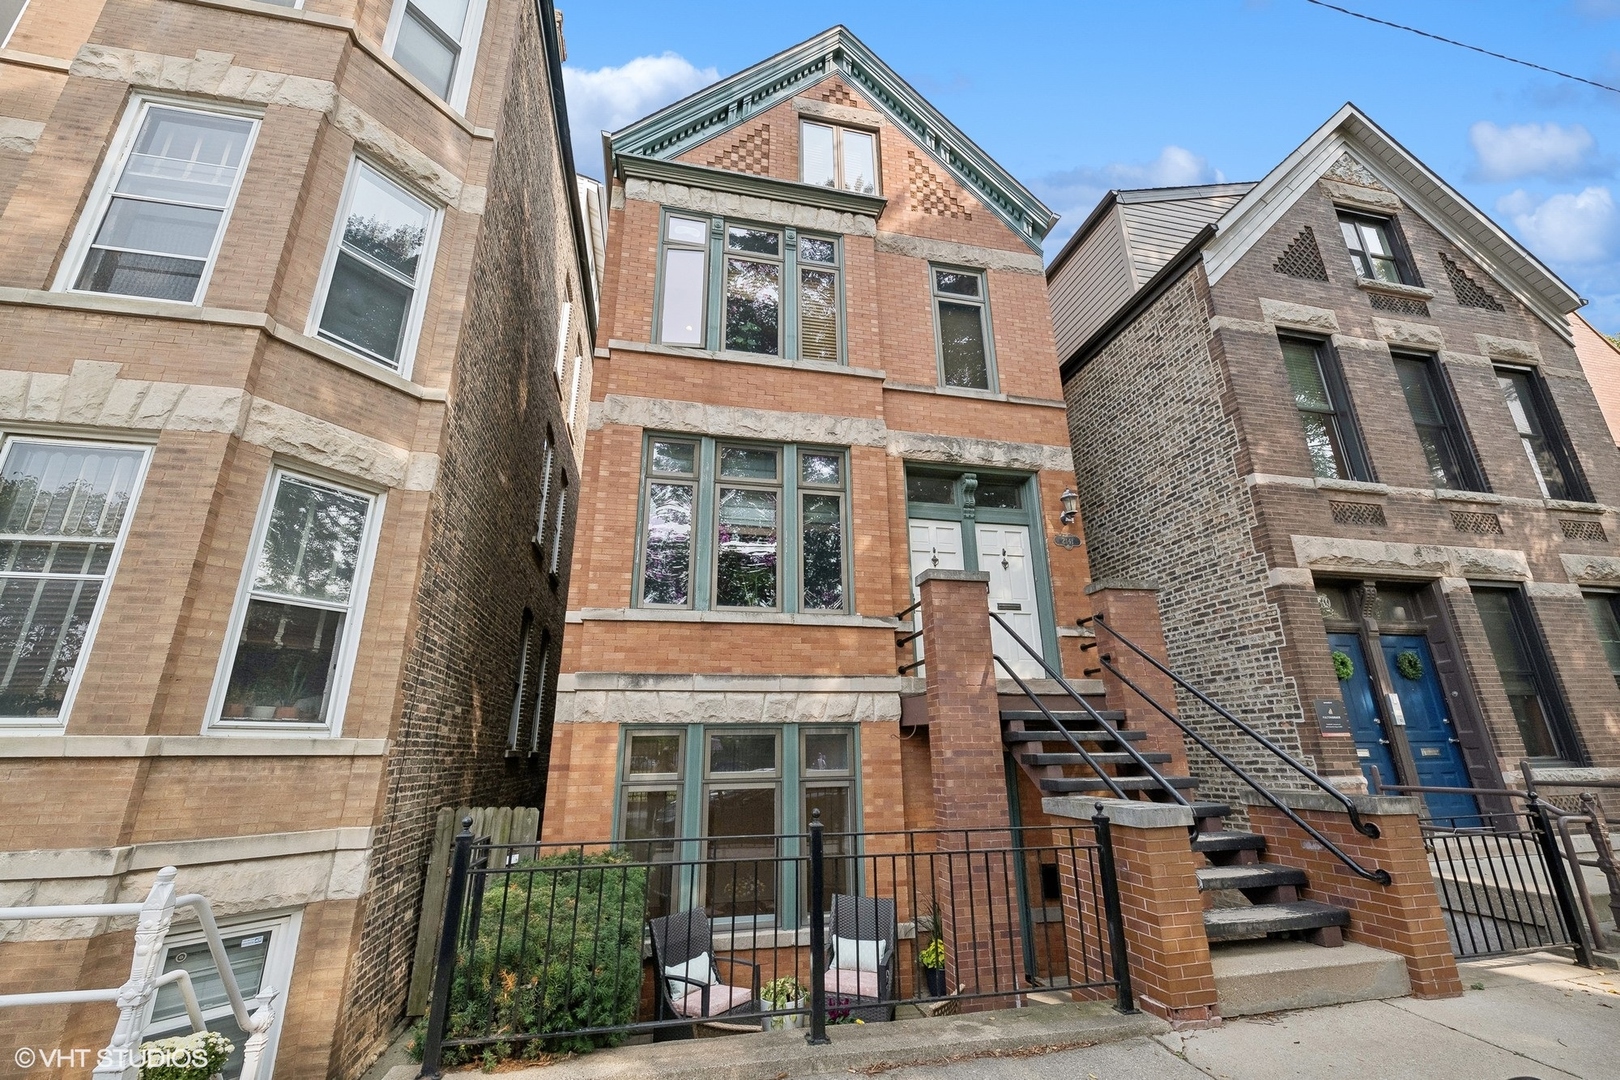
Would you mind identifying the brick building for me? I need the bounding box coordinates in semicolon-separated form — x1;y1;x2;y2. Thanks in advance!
0;0;594;1076
541;26;1101;858
1051;104;1620;816
1571;312;1620;449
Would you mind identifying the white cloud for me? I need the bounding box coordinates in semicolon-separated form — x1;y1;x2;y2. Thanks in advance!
1035;146;1226;254
1469;121;1598;181
563;53;718;177
1498;186;1620;263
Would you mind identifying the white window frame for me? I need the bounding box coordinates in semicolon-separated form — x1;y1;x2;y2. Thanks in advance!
382;0;491;114
567;352;583;428
204;466;384;738
138;909;301;1080
799;120;880;195
553;301;572;388
534;435;553;546
528;634;549;754
0;435;153;731
2;0;32;47
507;611;532;750
53;96;262;307
305;157;443;380
549;477;567;577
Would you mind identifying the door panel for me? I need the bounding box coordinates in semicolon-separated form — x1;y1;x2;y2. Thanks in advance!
1328;633;1398;791
976;523;1043;678
907;521;964;669
1380;633;1481;825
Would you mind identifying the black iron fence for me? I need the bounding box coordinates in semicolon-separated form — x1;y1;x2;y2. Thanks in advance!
416;814;1131;1076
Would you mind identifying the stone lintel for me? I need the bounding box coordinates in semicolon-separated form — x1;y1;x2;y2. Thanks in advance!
1085;579;1159;594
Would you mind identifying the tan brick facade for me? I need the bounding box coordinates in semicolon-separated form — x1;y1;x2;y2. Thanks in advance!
0;1;594;1076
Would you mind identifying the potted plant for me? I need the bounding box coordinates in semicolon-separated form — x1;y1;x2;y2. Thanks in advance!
919;936;946;997
136;1029;232;1079
760;976;806;1031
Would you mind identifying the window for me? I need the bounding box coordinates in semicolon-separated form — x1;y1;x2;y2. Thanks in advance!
567;352;583;426
617;724;856;923
932;267;994;391
62;100;257;304
506;610;532;750
637;437;849;613
1585;592;1620;688
1393;354;1483;491
656;212;844;362
2;0;29;46
553;301;571;386
1496;366;1586;502
143;914;296;1080
311;160;439;375
388;0;488;109
0;439;150;727
529;633;549;754
534;433;553;546
213;471;379;731
548;472;567;578
1281;338;1369;481
1337;211;1412;285
800;121;878;194
1473;587;1577;762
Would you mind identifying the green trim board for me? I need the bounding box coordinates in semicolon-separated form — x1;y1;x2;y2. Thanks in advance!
609;26;1056;253
620;155;887;218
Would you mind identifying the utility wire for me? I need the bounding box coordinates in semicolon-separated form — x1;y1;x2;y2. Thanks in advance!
1305;0;1620;96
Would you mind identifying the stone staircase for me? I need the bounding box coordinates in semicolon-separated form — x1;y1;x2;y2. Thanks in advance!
1191;802;1350;947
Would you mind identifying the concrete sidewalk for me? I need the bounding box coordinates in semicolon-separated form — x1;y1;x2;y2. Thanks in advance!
393;953;1619;1080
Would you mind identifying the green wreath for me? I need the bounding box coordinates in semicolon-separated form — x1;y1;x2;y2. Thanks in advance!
1332;650;1354;681
1395;649;1424;681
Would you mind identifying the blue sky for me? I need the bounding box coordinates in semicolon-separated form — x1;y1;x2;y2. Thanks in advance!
560;0;1620;331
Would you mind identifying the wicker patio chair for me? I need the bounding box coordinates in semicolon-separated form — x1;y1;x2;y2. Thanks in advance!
822;894;896;1022
648;909;761;1039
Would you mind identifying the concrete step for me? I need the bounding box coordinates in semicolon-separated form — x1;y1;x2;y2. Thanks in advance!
1203;900;1350;941
1019;751;1173;768
1037;775;1199;794
1196;865;1308;892
1210;940;1411;1017
1001;727;1148;745
1191;802;1232;822
1191;830;1268;855
999;709;1126;725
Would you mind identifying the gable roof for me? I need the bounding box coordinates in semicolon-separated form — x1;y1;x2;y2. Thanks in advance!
607;25;1058;252
1204;103;1583;340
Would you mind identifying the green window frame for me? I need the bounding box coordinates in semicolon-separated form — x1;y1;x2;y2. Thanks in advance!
615;723;859;925
635;435;851;614
654;209;845;364
930;265;996;392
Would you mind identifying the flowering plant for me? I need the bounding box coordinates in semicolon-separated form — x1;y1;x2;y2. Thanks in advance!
137;1029;232;1080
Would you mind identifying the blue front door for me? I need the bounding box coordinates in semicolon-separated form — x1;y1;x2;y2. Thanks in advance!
1329;633;1399;791
1380;634;1481;825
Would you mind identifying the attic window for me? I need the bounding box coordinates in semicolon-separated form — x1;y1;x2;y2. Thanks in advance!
801;121;877;195
1336;211;1414;286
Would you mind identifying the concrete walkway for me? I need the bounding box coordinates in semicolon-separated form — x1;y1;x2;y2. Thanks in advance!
399;953;1619;1080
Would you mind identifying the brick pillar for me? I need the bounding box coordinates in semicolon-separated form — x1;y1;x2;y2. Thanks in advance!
915;569;1019;1008
1242;792;1463;998
1086;582;1190;776
1045;796;1220;1027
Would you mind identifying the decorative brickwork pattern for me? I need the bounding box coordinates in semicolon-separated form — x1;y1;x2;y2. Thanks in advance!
1560;517;1608;542
907;151;971;219
1273;226;1330;281
706;122;771;175
1440;253;1506;313
1451;510;1503;535
1367;291;1430;317
820;81;861;106
1329;501;1387;527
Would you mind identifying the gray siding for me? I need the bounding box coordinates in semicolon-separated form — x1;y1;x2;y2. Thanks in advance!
1047;206;1135;362
1119;194;1244;287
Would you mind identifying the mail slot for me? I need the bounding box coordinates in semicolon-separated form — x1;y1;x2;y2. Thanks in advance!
996;602;1021;611
1419;747;1442;757
1355;748;1370;758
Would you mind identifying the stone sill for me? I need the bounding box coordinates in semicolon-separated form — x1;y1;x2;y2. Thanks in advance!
1546;499;1606;515
564;672;904;693
882;381;1066;409
0;735;389;757
0;826;374;881
1433;488;1504;505
607;338;886;380
1250;473;1619;517
569;607;897;628
0;47;70;72
1354;279;1435;302
1314;477;1389;496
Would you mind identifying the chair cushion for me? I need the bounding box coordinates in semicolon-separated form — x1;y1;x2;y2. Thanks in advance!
823;968;880;1000
831;935;888;972
670;983;752;1017
663;953;718;999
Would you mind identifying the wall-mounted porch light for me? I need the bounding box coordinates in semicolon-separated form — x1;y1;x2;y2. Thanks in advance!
1059;488;1079;526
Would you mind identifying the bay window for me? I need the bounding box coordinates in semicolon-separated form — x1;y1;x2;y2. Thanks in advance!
212;470;379;732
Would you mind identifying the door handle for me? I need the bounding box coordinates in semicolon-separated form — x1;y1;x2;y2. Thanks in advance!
1378;738;1391;746
1447;738;1461;746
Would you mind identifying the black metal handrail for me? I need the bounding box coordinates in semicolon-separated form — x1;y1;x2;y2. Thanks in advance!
990;612;1190;807
1086;614;1393;886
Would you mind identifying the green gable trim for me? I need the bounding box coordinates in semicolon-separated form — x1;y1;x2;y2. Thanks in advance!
610;26;1057;254
619;155;887;217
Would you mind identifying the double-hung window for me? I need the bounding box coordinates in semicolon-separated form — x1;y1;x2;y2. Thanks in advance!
1496;366;1587;501
213;470;380;732
506;610;533;750
311;160;440;376
528;634;550;755
637;436;849;613
388;0;489;110
656;212;844;363
1473;586;1578;762
1281;338;1370;481
1584;592;1620;688
62;100;258;304
1337;211;1413;285
534;434;554;546
932;267;994;391
800;121;878;194
1393;353;1484;491
0;438;150;727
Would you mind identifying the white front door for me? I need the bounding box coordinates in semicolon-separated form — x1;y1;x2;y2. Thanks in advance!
907;521;965;669
976;523;1044;679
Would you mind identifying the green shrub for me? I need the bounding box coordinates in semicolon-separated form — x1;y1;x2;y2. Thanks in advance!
138;1030;232;1080
411;849;649;1067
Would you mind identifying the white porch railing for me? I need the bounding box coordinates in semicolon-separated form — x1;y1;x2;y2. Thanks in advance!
0;866;279;1079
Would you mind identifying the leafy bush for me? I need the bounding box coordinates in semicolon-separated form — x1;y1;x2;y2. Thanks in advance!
138;1030;232;1080
412;849;649;1067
